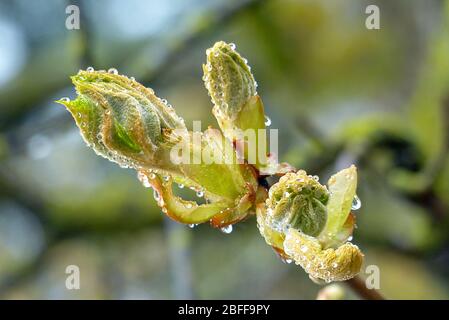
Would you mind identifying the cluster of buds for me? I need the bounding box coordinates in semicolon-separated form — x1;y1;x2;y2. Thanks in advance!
257;166;363;282
59;41;364;283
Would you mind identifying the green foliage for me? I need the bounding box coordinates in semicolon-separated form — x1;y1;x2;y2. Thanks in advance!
61;42;364;283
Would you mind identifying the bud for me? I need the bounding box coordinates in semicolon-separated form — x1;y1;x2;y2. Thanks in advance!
56;70;187;171
257;165;363;282
58;69;259;227
203;42;267;168
316;284;346;300
266;170;329;237
284;229;363;282
203;41;257;121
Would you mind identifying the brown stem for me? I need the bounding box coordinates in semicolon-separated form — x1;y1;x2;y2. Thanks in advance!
345;275;385;300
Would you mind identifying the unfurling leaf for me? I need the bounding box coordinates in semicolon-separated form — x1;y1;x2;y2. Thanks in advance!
284;229;363;282
56;69;187;172
58;69;259;228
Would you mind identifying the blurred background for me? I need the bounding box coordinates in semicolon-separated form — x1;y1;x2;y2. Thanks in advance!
0;0;449;299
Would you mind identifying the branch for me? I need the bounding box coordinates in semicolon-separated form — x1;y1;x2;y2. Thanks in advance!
345;275;385;300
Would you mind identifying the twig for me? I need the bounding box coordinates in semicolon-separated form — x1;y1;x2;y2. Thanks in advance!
345;275;385;300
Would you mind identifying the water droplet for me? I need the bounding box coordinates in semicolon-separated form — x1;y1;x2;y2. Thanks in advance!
313;175;319;182
347;236;353;241
130;76;135;81
188;224;197;229
285;258;293;264
153;190;160;201
108;68;118;75
163;176;170;182
351;195;361;210
161;99;168;105
149;173;156;179
178;184;184;189
86;66;94;72
137;172;151;188
220;225;233;234
60;97;70;103
229;43;236;50
264;116;271;126
196;190;204;198
162;207;167;213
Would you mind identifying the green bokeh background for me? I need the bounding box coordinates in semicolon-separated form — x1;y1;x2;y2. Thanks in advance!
0;0;449;299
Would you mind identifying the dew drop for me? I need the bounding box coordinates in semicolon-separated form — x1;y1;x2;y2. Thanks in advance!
196;190;204;198
137;172;151;188
188;224;197;229
161;99;168;105
264;116;271;126
86;66;94;72
229;43;236;50
220;225;233;234
178;184;184;189
163;176;170;182
153;190;160;201
60;97;70;103
130;76;135;81
108;68;118;75
162;207;167;213
313;175;319;182
347;236;353;241
351;194;362;210
149;173;156;179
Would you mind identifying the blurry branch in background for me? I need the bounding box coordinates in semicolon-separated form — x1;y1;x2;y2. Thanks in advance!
345;276;384;300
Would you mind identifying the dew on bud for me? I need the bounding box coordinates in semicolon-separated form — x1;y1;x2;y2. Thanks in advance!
60;97;70;103
153;190;160;201
229;43;236;50
196;190;204;198
137;172;151;188
264;116;271;126
188;224;197;229
178;184;184;189
351;194;361;210
108;68;118;75
220;225;233;234
86;66;94;72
